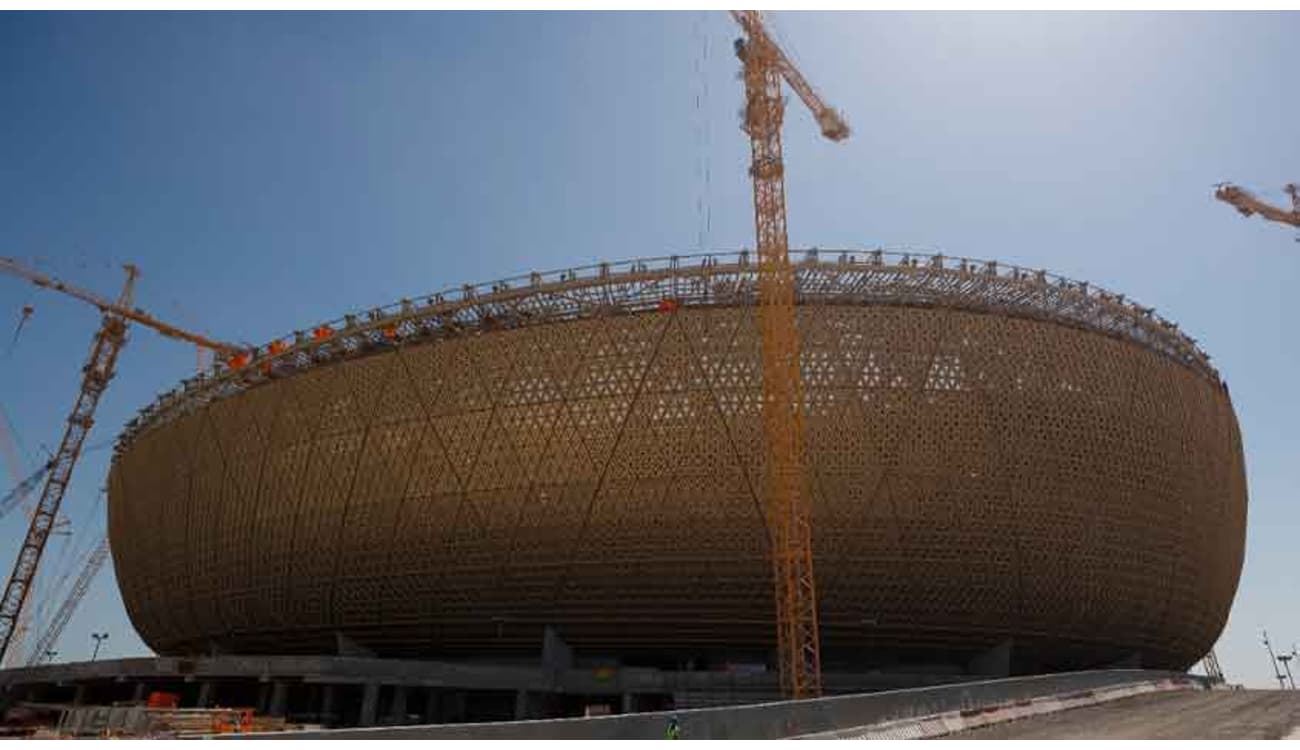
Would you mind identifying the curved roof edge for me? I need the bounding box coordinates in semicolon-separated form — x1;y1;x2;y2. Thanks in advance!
114;249;1221;454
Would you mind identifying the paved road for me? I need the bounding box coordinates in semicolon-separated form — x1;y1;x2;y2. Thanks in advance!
945;689;1300;740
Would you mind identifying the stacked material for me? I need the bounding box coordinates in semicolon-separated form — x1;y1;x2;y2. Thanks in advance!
55;704;289;738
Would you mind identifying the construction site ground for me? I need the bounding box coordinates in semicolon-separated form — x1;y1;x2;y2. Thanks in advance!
944;689;1300;740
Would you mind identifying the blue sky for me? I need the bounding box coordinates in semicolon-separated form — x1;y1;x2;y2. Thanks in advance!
0;11;1296;685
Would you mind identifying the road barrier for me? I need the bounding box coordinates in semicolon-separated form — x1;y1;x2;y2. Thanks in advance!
237;669;1208;740
795;675;1199;739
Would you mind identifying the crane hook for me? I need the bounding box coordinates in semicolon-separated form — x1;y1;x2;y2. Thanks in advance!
7;305;33;354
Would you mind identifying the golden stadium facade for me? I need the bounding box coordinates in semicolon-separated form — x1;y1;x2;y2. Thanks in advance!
107;250;1246;674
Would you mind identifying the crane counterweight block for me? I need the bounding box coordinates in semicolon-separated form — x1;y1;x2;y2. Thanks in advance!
816;111;850;142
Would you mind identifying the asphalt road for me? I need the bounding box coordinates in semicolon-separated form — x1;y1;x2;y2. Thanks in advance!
944;689;1300;740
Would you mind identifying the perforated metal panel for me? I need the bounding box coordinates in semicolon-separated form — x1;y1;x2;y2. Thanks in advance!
107;253;1245;671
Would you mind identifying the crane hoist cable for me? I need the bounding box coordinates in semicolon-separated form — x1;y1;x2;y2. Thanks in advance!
7;304;33;355
0;404;24;486
34;485;98;618
25;536;108;667
0;462;53;521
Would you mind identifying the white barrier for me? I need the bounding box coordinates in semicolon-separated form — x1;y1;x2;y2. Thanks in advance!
797;678;1194;740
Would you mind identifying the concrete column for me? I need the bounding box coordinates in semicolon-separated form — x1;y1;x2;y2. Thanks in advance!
389;685;408;724
256;683;271;714
967;639;1013;678
131;682;146;703
622;692;635;714
320;684;336;725
72;684;88;707
196;681;214;708
446;691;466;723
359;683;380;727
514;690;529;720
268;681;288;717
423;690;441;723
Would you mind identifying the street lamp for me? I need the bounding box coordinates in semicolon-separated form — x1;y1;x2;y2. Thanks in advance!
43;649;57;664
90;632;109;662
1262;630;1287;690
1279;654;1296;691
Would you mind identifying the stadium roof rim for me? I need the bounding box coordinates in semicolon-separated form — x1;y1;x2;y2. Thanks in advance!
114;248;1221;454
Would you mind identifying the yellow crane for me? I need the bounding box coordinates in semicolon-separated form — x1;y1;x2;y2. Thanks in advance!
1214;182;1300;236
0;258;241;664
729;10;849;699
0;258;240;356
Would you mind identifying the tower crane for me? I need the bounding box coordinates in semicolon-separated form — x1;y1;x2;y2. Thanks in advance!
0;258;240;355
1214;183;1300;237
0;258;242;665
729;10;849;699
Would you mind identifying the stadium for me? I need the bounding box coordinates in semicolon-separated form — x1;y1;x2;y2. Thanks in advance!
106;249;1247;679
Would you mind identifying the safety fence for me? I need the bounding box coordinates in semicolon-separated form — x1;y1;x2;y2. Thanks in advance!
238;669;1207;740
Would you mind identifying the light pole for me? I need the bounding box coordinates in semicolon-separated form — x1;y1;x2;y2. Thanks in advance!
1279;654;1297;690
90;632;108;662
43;649;57;664
1262;630;1287;689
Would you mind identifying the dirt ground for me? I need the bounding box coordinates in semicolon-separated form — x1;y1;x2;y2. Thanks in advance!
942;689;1300;740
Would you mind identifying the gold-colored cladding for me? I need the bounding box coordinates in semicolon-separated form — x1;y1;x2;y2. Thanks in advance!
107;253;1245;670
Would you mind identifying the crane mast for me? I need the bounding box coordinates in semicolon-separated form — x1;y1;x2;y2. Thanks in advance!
730;10;848;700
0;418;35;669
0;267;136;662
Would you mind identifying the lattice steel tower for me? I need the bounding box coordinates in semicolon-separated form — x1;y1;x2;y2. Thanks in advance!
0;267;136;662
730;10;849;699
0;258;240;665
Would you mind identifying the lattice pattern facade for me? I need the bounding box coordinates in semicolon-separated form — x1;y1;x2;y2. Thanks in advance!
107;252;1246;672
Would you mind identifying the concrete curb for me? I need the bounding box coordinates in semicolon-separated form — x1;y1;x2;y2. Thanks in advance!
795;677;1198;739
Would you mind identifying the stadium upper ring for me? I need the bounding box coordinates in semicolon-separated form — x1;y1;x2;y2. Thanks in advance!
114;248;1220;453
